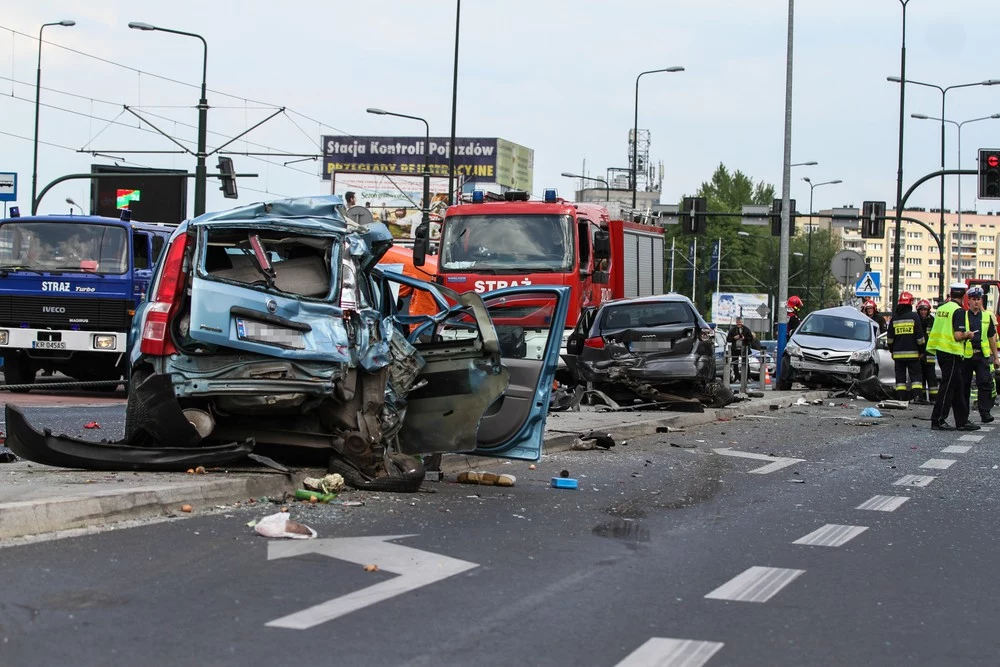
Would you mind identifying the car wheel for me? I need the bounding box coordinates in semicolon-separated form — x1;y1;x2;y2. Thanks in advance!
329;452;426;493
859;361;877;381
777;357;793;391
2;355;34;393
701;380;735;408
123;367;152;443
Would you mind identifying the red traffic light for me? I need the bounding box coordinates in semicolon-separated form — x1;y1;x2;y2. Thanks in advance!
989;155;1000;168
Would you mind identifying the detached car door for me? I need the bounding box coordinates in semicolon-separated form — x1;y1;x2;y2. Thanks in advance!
387;277;569;461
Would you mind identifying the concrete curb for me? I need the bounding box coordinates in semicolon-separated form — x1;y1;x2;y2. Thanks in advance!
0;390;828;540
0;472;307;541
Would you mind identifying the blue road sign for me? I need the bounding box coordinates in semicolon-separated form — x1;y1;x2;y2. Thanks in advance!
0;172;16;203
855;271;881;297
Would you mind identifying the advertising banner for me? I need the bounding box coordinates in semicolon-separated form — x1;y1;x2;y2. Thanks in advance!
712;292;770;326
322;135;532;191
332;174;450;240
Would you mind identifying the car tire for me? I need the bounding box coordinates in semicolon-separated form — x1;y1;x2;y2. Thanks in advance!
3;355;34;393
859;361;877;381
123;367;152;443
777;357;793;391
329;452;426;493
702;380;735;408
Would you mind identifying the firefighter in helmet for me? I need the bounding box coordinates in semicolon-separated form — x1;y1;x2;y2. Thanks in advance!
786;295;803;335
887;291;925;402
915;299;937;403
861;298;887;333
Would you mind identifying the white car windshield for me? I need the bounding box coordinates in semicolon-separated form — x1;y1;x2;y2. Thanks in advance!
798;314;873;342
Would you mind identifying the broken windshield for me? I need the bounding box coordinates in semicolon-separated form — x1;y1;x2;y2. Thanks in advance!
0;221;128;274
440;214;574;272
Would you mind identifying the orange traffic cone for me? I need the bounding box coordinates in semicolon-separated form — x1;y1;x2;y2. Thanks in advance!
764;364;772;388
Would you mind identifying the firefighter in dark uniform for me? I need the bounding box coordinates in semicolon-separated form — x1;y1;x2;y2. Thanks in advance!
928;282;969;431
962;285;999;424
915;299;937;404
786;295;803;335
887;291;925;402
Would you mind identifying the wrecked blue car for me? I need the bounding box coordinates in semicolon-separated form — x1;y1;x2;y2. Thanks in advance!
4;196;570;492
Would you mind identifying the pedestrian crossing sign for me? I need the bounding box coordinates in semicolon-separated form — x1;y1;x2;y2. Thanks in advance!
855;271;881;297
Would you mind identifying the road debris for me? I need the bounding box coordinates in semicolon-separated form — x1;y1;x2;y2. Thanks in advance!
180;504;193;513
254;512;317;539
456;471;516;487
83;421;100;429
859;407;883;418
303;473;346;494
294;489;337;503
877;400;909;410
670;441;698;448
364;564;379;572
551;477;579;489
879;453;894;460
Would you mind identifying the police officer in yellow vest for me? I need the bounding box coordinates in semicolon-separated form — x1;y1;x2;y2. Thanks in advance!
928;282;971;430
961;285;999;424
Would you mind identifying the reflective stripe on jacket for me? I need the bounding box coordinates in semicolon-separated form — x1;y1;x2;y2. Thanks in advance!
926;301;964;356
964;310;992;357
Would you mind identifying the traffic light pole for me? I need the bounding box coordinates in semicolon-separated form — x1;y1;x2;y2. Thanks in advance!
890;168;974;308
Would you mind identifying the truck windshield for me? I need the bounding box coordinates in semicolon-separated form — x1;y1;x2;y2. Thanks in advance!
440;214;573;271
0;221;128;274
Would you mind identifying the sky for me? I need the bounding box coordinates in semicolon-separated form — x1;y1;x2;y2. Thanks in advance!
2;0;999;219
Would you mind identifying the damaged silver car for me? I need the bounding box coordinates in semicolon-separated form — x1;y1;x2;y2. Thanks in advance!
4;196;570;491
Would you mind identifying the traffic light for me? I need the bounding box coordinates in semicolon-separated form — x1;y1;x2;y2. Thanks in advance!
217;157;238;199
770;198;796;237
681;196;707;234
861;200;886;238
979;149;1000;199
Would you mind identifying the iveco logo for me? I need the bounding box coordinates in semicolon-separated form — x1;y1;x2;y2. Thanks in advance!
42;306;66;314
266;299;277;313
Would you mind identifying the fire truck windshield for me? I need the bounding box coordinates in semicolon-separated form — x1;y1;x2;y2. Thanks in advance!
440;214;573;272
0;221;129;274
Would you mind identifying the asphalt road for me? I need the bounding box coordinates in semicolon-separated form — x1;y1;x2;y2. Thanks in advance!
2;400;999;666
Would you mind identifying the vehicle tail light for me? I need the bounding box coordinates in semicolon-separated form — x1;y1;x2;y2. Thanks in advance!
699;328;713;342
584;336;605;349
140;233;189;355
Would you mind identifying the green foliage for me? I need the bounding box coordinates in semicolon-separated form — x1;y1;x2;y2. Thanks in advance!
665;164;842;319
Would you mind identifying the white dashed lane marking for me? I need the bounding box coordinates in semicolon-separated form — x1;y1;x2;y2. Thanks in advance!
856;495;910;512
979;427;994;432
957;434;985;442
893;475;936;487
704;566;805;603
614;638;724;667
941;445;972;454
920;458;956;470
792;524;868;547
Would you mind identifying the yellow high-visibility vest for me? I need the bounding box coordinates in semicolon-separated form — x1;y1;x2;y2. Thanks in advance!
926;301;965;356
965;309;993;357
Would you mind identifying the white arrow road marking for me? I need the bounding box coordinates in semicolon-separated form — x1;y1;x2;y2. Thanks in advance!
615;638;724;667
712;448;804;474
265;535;478;630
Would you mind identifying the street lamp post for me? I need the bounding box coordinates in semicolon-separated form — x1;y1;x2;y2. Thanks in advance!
889;0;911;309
367;108;431;257
561;172;609;201
30;19;76;215
888;75;1000;299
65;197;82;215
128;22;209;217
447;0;461;205
913;112;1000;283
801;177;842;310
631;66;684;209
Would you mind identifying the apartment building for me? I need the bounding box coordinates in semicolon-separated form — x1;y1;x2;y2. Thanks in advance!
819;208;1000;303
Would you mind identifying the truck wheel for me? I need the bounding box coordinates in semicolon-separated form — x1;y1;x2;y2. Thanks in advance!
2;355;34;393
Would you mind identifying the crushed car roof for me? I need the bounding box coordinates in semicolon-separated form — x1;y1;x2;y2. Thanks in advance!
189;195;350;232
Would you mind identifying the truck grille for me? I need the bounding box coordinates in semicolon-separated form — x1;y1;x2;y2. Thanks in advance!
0;295;132;331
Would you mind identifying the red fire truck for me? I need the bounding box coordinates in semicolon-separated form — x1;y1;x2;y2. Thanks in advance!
429;189;665;347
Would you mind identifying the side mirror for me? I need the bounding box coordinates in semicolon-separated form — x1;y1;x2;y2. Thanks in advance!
593;230;611;260
593;270;610;285
412;222;429;267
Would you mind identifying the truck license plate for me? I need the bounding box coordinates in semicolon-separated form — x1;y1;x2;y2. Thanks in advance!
33;341;67;349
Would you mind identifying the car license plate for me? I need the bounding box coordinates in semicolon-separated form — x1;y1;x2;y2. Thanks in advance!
630;340;671;352
33;341;66;349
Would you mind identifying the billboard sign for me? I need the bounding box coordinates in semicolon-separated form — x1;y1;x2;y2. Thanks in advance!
712;292;770;326
322;136;533;191
0;172;16;203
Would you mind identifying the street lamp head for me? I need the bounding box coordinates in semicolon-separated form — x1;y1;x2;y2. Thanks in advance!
560;172;579;178
65;197;77;205
366;107;388;115
737;231;750;237
802;176;811;183
793;252;804;257
59;20;76;27
665;66;685;72
128;22;156;31
992;114;1000;119
911;113;930;120
830;179;843;185
983;80;1000;86
792;161;818;167
887;75;902;83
